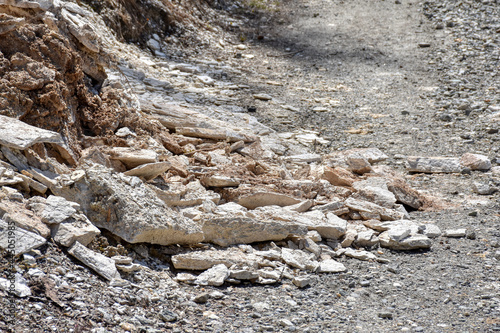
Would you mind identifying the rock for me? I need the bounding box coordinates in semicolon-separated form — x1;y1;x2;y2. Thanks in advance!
346;156;372;174
61;8;100;53
237;192;301;210
286;200;314;213
106;147;158;169
406;156;462;173
387;178;423;210
123;162;170;181
0;218;46;255
170;63;201;73
0;273;31;298
317;259;346;273
39;195;77;224
311;200;345;212
192;292;210;304
143;77;171;88
171;248;260;270
252;302;271;312
473;182;495;195
322;166;357;187
306;230;322;242
285;154;321;163
68;241;121;281
355;229;379;248
152;179;220;207
253;93;272;101
159;310;178;323
315;213;347;239
111;255;133;265
53;165;204;245
229;268;259;280
0;115;65;149
51;213;100;247
292;275;314;288
443;229;467;238
417;224;439;239
302;237;321;257
0;200;50;238
281;248;318;271
257;268;281;281
176;127;256;143
354;183;397;209
345;197;404;221
344;248;377;261
116;263;141;272
460;153;491;171
378;311;394;319
379;233;431;250
194;264;229;286
201;175;241;187
202;216;307;247
196;75;214;86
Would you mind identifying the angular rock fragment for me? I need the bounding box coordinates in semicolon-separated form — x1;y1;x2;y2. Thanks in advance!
106;147;158;169
281;248;319;271
202;216;307;247
343;248;377;261
0;200;50;238
0;219;46;255
0;274;31;298
39;195;77;224
51;213;100;247
406;156;462;173
443;229;467;238
68;242;120;281
237;192;301;210
292;275;314;288
322;166;357;187
387;178;423;210
151;179;220;207
0;115;66;150
317;259;346;273
345;197;404;221
53;164;204;245
171;248;260;270
123;162;170;181
460;153;491;171
201;175;241;187
229;268;259;280
176;127;256;143
379;232;431;250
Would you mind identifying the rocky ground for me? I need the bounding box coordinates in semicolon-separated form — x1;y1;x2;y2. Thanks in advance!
0;0;499;332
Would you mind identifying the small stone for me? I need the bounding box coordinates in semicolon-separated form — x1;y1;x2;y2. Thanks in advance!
317;259;347;273
292;275;314;288
418;43;431;48
444;229;467;238
473;182;494;195
460;153;491;171
159;310;178;322
193;292;210;304
194;264;229;286
360;280;371;287
253;93;272;101
378;311;393;319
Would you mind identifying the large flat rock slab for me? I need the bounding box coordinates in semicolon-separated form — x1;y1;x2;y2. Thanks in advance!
0;115;64;149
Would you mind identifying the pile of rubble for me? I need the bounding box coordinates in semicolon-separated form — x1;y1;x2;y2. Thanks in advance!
0;0;497;297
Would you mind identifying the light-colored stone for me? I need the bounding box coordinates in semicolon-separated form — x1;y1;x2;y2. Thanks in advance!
379;233;431;250
253;93;272;101
301;237;321;257
171;248;260;270
51;213;100;247
152;179;220;207
0;273;31;297
229;268;259;280
460;153;491;171
40;195;77;224
202;216;307;247
201;175;241;187
340;227;357;247
285;154;321;163
281;248;319;271
317;259;346;273
322;166;357;187
473;182;495;195
387;178;423;210
406;156;462;173
306;230;322;242
194;264;229;286
292;275;315;288
286;200;314;213
355;229;379;248
123;162;170;181
345;197;404;221
106;147;158;169
0;201;50;238
443;229;467;238
68;242;120;281
0;219;46;255
0;115;65;149
422;223;441;238
53;164;204;245
344;248;377;261
237;192;301;210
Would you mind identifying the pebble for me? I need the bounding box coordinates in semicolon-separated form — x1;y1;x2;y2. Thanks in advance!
378;311;393;319
253;93;273;101
444;229;467;238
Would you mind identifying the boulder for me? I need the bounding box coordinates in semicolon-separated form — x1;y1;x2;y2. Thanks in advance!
52;164;204;245
201;216;307;247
